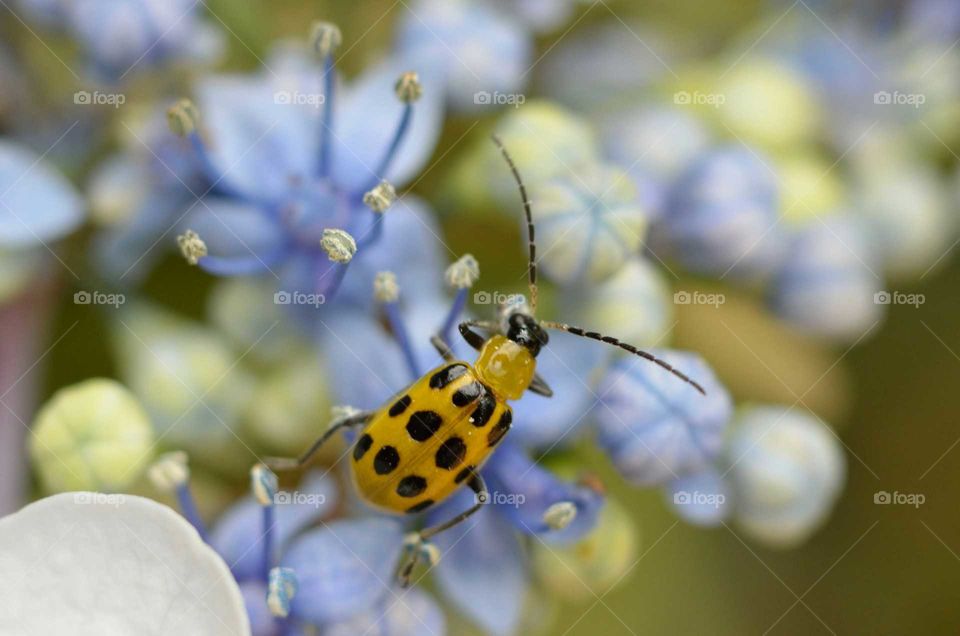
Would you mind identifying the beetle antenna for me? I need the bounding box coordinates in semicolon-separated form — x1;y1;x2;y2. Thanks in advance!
491;134;538;315
539;321;707;395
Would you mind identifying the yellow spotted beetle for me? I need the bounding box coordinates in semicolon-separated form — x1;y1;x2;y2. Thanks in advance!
265;136;705;585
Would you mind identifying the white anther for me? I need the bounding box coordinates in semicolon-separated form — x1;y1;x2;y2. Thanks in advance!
374;271;400;303
395;71;423;103
543;501;578;530
363;180;397;213
320;228;357;263
147;451;189;492
177;229;207;265
309;21;342;58
445;254;480;289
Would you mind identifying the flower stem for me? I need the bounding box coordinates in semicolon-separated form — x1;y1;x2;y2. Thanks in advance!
362;103;412;193
384;301;421;381
317;56;337;178
440;288;468;345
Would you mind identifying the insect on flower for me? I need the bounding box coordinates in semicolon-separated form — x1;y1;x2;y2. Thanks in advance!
263;136;707;586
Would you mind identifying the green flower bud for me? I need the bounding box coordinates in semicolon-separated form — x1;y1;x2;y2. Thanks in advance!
30;379;154;492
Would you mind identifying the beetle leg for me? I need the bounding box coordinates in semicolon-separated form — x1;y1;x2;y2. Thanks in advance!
264;409;374;471
430;334;456;362
398;472;488;587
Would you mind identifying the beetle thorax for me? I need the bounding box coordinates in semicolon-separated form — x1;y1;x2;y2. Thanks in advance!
474;335;536;401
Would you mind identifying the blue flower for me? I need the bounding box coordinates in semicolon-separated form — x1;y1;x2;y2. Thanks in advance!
768;214;883;341
170;38;445;316
394;0;533;113
595;350;733;486
17;0;224;80
0;139;84;301
651;145;785;280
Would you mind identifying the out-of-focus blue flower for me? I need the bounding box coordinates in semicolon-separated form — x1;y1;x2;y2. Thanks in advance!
173;41;445;317
595;350;733;486
323;586;446;636
0;139;84;302
429;488;527;636
531;163;648;285
538;21;676;111
724;405;846;548
281;517;406;624
0;140;84;249
652;145;785;280
17;0;225;80
394;0;533;113
485;441;604;544
599;106;712;221
209;471;339;582
768;214;884;341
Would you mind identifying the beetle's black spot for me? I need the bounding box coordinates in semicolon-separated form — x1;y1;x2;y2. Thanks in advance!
406;499;434;514
406;411;443;442
452;382;483;407
373;446;400;475
396;475;428;498
469;392;496;426
352;434;373;461
487;410;512;447
454;465;475;484
435;437;467;470
388;395;411;417
429;364;467;389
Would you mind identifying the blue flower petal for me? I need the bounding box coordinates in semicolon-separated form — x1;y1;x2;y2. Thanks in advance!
238;580;275;636
209;471;339;581
180;196;286;259
485;441;604;544
324;587;446;636
509;331;603;448
330;58;444;193
0;140;84;247
664;467;732;527
428;489;528;636
197;75;316;202
281;517;405;624
319;294;458;410
595;350;733;486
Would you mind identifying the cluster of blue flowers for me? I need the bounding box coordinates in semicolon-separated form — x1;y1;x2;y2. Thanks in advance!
2;1;957;634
